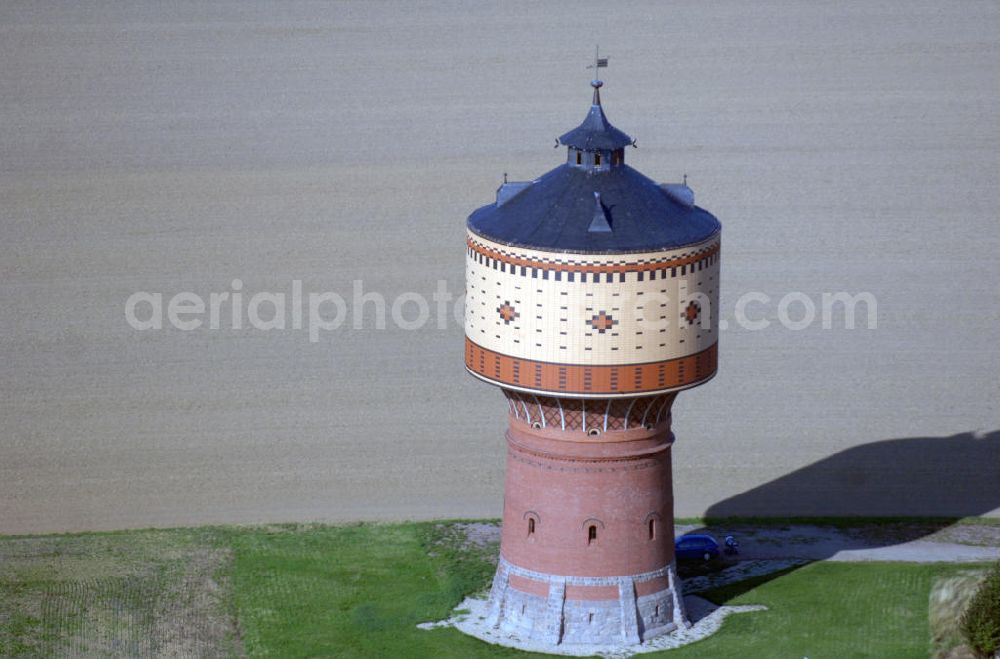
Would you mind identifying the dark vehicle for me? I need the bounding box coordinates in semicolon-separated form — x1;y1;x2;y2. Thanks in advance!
674;533;720;561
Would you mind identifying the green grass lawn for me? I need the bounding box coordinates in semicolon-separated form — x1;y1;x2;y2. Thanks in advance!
675;561;961;658
0;521;988;657
220;522;533;658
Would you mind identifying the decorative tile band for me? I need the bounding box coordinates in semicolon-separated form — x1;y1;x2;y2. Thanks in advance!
508;447;661;473
465;338;717;397
467;233;720;277
497;555;673;586
501;391;675;431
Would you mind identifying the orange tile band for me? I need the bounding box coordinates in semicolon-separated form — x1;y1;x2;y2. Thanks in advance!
465;338;717;397
467;235;720;274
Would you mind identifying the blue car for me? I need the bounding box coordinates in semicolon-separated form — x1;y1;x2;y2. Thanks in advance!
674;534;721;561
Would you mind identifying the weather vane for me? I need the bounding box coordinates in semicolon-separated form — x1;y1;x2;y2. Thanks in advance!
587;45;608;81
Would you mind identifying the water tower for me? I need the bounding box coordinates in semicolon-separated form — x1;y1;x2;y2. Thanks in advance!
463;66;721;646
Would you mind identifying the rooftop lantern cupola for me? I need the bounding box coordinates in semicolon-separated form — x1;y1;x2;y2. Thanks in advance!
559;77;633;172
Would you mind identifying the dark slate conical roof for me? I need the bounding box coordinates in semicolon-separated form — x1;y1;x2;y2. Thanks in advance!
467;81;721;254
468;165;719;253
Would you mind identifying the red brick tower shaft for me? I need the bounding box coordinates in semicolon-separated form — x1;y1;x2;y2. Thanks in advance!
485;392;685;642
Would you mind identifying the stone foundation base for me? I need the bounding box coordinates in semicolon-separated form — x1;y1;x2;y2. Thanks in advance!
427;592;765;657
485;557;688;646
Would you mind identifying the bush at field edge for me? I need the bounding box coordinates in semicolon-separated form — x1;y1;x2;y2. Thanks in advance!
961;561;1000;658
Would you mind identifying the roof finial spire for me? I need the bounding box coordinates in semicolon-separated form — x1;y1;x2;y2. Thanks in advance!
587;45;608;105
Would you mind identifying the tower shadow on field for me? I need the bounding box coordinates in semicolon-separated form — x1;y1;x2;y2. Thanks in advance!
687;430;1000;601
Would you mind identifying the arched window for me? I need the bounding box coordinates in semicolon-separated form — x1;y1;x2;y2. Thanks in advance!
583;518;604;546
524;511;540;541
594;152;602;166
644;513;662;542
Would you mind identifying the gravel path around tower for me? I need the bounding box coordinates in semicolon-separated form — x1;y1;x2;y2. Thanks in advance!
674;522;1000;562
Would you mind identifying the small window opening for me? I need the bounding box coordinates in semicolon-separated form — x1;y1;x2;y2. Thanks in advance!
528;518;535;536
576;151;582;165
588;428;600;437
588;525;597;545
654;604;661;618
594;152;601;166
648;519;656;540
521;604;526;614
588;612;594;624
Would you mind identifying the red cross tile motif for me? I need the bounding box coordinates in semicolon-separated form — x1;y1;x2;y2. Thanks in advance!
682;301;701;325
589;310;618;334
497;301;519;324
